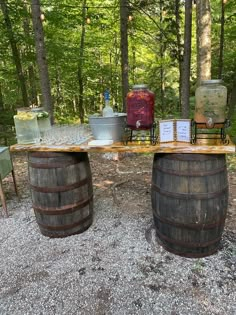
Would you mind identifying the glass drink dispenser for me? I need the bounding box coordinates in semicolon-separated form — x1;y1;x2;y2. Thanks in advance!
194;80;227;127
126;84;155;129
31;107;51;137
14;109;41;144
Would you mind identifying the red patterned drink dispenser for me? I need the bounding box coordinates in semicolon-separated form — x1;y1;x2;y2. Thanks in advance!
126;84;155;129
124;84;156;145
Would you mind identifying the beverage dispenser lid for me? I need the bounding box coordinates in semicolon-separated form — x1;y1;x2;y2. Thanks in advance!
17;107;31;113
31;107;44;112
133;84;148;89
201;79;223;85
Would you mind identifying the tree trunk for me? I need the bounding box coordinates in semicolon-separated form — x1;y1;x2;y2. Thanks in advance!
227;72;236;119
196;0;211;84
22;0;38;106
55;65;63;107
0;84;4;110
31;0;53;121
181;0;192;118
218;0;226;79
175;0;183;112
77;0;86;123
120;0;129;112
28;65;38;106
227;71;236;142
159;0;165;114
1;0;29;107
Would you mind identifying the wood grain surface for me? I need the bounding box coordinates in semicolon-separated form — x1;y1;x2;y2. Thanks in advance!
10;136;236;154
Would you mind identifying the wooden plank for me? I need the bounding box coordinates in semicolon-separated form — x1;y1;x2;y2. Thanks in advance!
10;136;236;154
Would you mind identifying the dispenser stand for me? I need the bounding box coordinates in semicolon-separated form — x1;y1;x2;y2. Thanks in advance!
191;119;230;144
123;123;157;145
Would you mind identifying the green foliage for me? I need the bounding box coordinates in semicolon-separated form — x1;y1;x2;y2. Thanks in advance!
0;109;15;126
0;0;235;124
227;111;236;143
191;259;204;275
227;154;236;171
211;0;236;86
0;109;16;145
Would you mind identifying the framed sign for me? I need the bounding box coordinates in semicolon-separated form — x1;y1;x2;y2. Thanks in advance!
158;119;191;143
159;120;175;142
176;119;191;142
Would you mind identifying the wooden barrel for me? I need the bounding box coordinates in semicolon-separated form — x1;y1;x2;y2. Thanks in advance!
151;153;228;258
28;152;93;238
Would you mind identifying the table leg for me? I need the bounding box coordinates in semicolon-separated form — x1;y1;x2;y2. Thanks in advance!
0;175;8;217
11;169;19;200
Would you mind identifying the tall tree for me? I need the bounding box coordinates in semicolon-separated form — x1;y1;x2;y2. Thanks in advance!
181;0;192;118
196;0;212;84
1;0;29;107
0;84;4;110
77;0;86;123
31;0;53;121
227;69;236;142
120;0;129;112
218;0;227;79
227;69;236;119
22;0;38;106
159;0;165;113
175;0;183;112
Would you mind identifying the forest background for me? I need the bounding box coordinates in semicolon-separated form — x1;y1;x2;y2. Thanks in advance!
0;0;236;144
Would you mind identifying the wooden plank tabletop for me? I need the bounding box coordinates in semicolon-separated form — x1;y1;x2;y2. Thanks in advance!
10;137;236;154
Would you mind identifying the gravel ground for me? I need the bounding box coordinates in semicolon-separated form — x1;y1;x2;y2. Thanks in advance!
0;153;236;315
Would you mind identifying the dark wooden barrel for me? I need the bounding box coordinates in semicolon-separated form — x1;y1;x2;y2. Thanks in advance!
151;153;228;258
28;152;93;238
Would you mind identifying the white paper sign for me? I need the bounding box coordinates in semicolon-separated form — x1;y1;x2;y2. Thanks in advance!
159;120;174;142
176;120;191;142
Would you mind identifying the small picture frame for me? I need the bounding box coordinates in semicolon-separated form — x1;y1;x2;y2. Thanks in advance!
159;120;175;143
176;119;191;142
158;119;192;143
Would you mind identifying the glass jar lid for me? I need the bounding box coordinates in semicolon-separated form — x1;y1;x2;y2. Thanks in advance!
133;84;148;89
201;79;223;85
17;107;31;113
31;107;44;112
